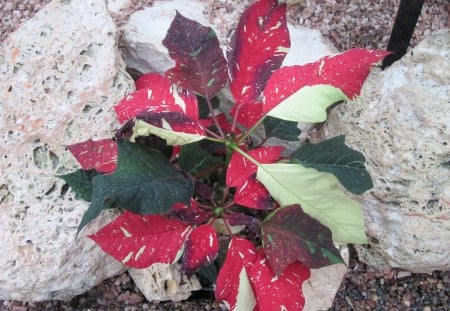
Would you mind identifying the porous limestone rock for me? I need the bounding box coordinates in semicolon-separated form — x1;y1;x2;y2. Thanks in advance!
129;264;201;302
324;30;450;272
0;0;134;301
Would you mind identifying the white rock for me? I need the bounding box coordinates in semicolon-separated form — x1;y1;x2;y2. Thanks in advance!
324;30;450;272
107;0;132;13
283;24;338;67
0;0;134;301
129;263;201;302
121;0;215;74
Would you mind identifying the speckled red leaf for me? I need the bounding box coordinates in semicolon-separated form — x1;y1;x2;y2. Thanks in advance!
230;101;264;129
215;238;258;311
114;73;199;123
67;139;117;174
215;237;310;311
228;0;290;106
263;48;391;112
262;204;344;274
171;199;212;225
89;211;192;269
247;248;310;311
163;12;227;99
235;174;273;210
182;224;219;273
226;146;284;187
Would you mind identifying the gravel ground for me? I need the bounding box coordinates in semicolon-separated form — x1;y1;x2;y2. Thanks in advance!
1;0;449;310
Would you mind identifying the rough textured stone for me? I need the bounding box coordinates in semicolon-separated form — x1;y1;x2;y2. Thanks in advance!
324;30;450;272
129;264;201;302
0;0;134;301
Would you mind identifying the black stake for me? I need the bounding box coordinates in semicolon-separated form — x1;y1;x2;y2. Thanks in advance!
382;0;425;68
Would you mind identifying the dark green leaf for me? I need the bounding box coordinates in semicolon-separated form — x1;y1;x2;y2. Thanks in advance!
60;169;100;202
78;140;194;234
261;204;344;273
291;135;372;194
198;95;220;119
179;143;223;176
264;116;301;141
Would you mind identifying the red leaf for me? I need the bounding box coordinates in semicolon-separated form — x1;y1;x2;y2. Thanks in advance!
182;224;219;273
226;146;284;187
230;101;264;129
215;238;258;310
262;204;344;273
215;237;310;310
235;174;273;210
171;199;212;225
135;72;170;91
89;211;192;269
247;249;310;311
67;139;117;174
163;12;228;99
263;48;391;113
228;0;290;106
114;73;199;123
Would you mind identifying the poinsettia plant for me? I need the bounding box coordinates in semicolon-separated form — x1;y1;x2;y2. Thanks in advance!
60;0;389;309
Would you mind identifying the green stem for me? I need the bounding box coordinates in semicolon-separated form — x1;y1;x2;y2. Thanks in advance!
227;141;260;167
237;115;267;145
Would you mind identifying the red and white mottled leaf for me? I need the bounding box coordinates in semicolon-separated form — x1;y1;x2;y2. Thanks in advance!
235;174;273;210
230;101;264;129
226;146;284;187
89;211;192;269
115;73;199;123
215;238;258;311
263;49;391;115
163;12;227;99
247;248;310;311
171;199;212;225
67;139;117;174
127;111;207;145
228;0;290;106
215;237;310;310
182;224;219;273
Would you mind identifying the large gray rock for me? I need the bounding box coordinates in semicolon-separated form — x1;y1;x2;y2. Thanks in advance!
324;30;450;272
0;0;134;301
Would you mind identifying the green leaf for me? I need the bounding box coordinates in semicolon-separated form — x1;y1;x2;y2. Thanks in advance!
263;116;300;141
262;204;344;274
131;119;206;146
60;169;99;201
78;140;194;234
256;163;367;244
179;143;222;176
291;135;373;194
266;84;349;123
